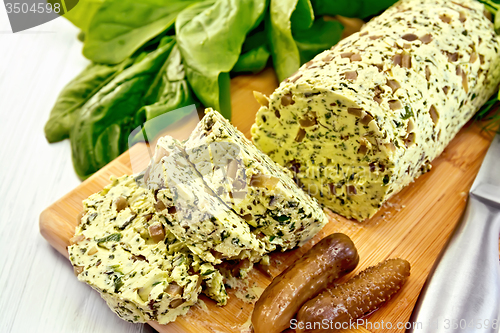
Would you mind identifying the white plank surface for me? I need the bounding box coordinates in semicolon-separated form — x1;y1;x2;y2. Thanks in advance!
0;8;155;333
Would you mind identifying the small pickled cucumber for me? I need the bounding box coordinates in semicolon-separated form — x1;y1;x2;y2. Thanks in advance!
252;233;359;333
296;258;411;333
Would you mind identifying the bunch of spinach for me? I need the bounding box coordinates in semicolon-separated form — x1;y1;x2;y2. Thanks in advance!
47;0;399;179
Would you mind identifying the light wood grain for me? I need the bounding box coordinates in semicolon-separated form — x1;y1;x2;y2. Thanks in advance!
39;66;495;333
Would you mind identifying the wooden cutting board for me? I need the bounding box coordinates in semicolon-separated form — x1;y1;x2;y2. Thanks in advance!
39;67;496;333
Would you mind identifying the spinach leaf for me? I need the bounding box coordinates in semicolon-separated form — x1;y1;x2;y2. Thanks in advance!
232;30;270;74
232;45;270;74
142;44;195;116
176;0;267;119
83;0;198;64
133;43;198;142
44;61;130;143
294;18;344;64
242;28;267;53
290;0;314;32
266;0;314;81
60;0;106;33
71;38;175;180
310;0;398;19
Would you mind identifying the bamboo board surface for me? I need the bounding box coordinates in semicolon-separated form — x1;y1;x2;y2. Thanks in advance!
40;67;496;333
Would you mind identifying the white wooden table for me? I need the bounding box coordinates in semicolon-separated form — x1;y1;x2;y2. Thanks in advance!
0;8;155;333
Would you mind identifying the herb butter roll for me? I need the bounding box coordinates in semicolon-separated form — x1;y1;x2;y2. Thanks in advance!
68;176;228;324
184;109;328;251
145;135;267;264
252;0;500;221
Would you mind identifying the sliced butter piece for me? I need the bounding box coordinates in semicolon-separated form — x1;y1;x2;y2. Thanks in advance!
185;109;328;250
251;0;500;221
145;136;267;264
